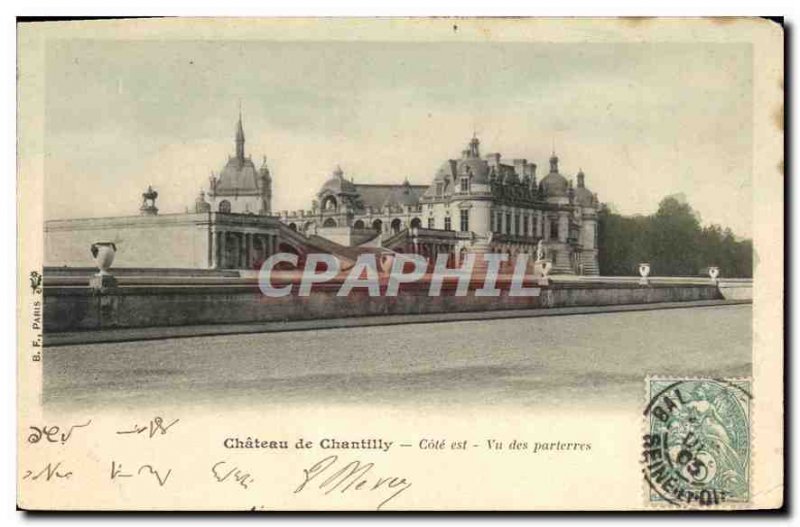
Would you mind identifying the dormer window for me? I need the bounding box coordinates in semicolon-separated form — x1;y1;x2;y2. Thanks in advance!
460;176;470;193
436;182;444;197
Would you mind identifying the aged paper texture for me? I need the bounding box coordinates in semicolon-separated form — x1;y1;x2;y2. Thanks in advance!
17;17;783;511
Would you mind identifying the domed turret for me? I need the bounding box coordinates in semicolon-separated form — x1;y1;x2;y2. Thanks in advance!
321;165;357;195
539;151;568;197
574;168;595;207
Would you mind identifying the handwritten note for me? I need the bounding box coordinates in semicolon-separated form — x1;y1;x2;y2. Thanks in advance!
28;420;92;445
116;417;179;438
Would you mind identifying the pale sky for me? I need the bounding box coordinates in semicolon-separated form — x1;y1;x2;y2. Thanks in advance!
44;40;753;237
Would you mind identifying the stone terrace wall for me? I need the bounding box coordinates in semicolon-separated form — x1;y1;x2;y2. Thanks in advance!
43;274;726;333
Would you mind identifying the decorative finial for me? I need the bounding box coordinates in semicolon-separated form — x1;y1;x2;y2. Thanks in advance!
468;133;480;157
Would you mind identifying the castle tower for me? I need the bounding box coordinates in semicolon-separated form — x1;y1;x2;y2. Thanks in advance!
204;109;271;215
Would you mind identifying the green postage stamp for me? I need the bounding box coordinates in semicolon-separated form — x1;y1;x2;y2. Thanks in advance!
643;378;752;507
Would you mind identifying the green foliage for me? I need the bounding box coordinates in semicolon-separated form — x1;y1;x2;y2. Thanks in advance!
597;195;753;278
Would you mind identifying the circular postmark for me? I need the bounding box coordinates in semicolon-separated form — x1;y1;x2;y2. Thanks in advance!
642;378;751;507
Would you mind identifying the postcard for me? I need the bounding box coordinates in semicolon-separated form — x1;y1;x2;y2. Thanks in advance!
17;17;783;511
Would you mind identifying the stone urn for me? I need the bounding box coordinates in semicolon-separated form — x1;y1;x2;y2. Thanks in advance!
89;242;118;291
708;266;720;284
91;242;117;275
638;262;651;285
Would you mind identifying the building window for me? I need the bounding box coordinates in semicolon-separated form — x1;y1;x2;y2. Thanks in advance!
219;200;231;214
460;209;469;232
436;182;444;197
550;218;559;241
428;217;435;229
391;218;402;234
490;212;495;233
322;195;337;211
460;177;470;193
514;214;520;236
522;214;529;237
444;216;452;231
505;213;511;235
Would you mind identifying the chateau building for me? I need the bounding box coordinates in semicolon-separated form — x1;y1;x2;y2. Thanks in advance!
46;113;601;275
281;136;600;275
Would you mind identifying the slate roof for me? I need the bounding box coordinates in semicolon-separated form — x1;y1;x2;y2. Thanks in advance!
353;183;427;210
214;157;261;194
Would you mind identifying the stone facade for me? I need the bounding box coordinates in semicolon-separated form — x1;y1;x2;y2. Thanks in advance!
282;137;601;275
45;213;284;270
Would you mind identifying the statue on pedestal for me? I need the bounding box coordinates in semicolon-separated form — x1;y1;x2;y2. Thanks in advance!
535;240;551;285
140;185;159;216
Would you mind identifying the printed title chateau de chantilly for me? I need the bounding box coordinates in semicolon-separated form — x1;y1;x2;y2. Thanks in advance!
45;113;601;275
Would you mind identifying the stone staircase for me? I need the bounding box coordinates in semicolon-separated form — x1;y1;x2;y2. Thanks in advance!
580;251;599;276
380;228;411;251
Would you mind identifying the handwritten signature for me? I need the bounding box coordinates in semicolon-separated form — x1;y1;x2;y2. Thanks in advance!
23;461;73;482
212;461;254;490
111;461;172;486
116;417;179;438
28;420;92;445
294;455;412;510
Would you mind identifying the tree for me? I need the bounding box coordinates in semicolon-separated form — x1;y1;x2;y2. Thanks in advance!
597;195;752;278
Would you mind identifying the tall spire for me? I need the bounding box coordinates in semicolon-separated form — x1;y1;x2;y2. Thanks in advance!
235;101;245;161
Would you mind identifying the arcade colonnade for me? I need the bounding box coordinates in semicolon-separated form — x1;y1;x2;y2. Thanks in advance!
211;228;280;270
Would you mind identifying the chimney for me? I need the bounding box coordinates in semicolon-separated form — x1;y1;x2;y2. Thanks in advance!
513;159;527;179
